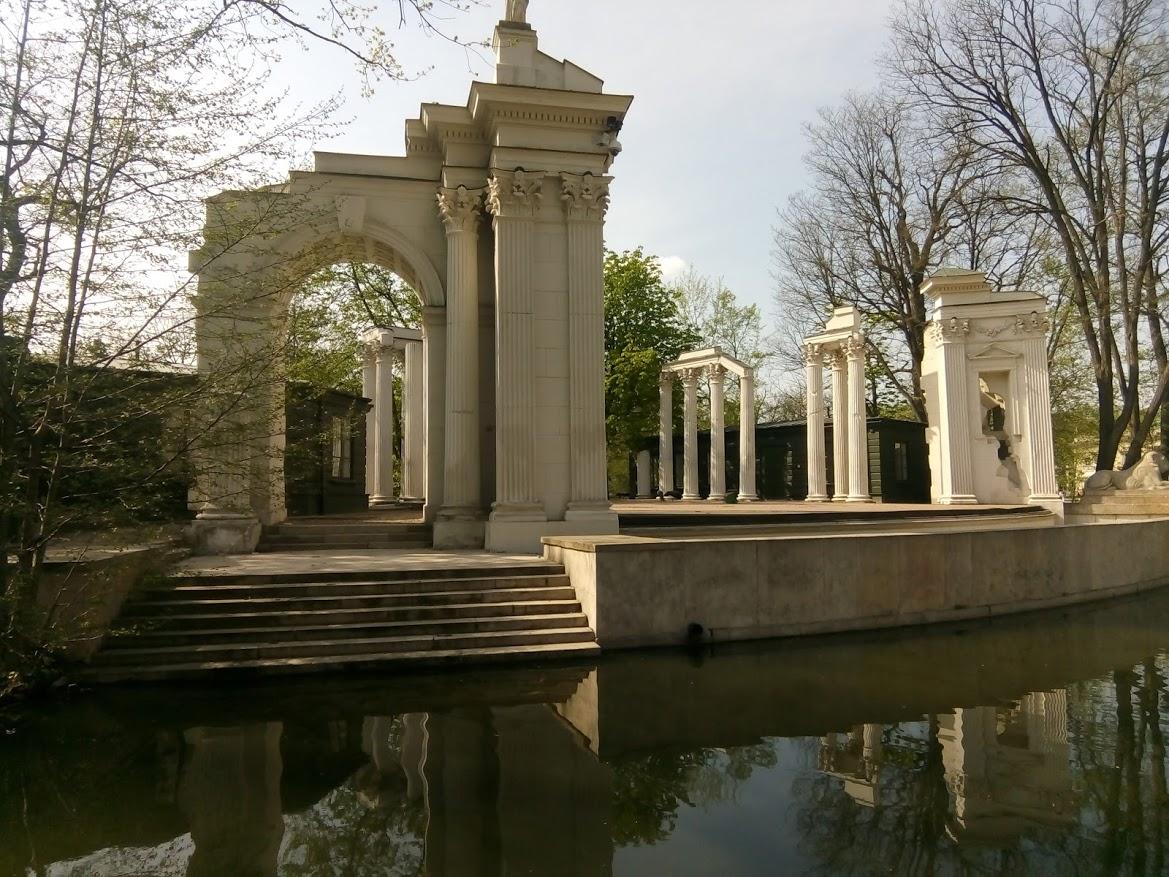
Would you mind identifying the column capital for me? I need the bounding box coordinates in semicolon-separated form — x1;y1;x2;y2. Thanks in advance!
436;185;486;232
804;341;824;364
487;169;545;218
679;366;703;385
843;333;866;360
707;363;727;384
560;172;611;221
659;371;675;389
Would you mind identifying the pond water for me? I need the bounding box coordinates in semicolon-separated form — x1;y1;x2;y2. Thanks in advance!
4;590;1169;876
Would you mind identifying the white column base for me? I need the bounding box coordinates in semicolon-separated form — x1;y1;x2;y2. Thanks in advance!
489;502;547;523
682;491;702;501
938;494;980;505
706;494;725;503
433;509;486;549
187;514;261;556
806;493;830;502
486;512;619;555
736;493;760;502
832;495;848;503
845;495;874;503
369;495;398;509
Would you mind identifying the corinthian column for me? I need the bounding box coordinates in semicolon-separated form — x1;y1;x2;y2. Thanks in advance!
933;319;977;504
562;173;613;516
738;371;759;501
659;373;675;495
829;349;849;501
362;329;396;506
487;170;545;522
1019;314;1062;504
805;343;828;501
436;186;485;516
707;364;727;501
402;339;425;502
681;367;702;501
844;333;871;502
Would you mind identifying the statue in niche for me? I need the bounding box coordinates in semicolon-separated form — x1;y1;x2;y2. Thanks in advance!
1084;450;1169;492
505;0;528;23
979;378;1023;487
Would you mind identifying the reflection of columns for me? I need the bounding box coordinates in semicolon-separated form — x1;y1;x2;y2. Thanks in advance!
437;186;485;515
830;350;849;501
805;344;828;501
635;449;653;497
681;367;702;500
403;340;425;502
845;334;871;502
658;374;674;495
563;173;613;515
708;364;727;501
488;171;544;522
738;372;759;501
368;333;396;506
401;712;430;804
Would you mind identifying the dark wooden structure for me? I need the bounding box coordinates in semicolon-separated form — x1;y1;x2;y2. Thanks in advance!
284;385;372;517
634;417;930;503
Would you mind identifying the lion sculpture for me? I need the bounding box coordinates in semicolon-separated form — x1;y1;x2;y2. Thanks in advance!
1083;450;1169;492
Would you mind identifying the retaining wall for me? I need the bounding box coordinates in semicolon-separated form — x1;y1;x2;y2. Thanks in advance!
543;519;1169;649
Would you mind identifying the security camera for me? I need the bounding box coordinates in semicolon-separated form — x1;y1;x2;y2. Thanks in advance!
597;131;623;156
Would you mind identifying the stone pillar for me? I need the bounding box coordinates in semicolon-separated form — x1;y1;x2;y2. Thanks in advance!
738;372;759;501
707;364;727;501
370;333;396;506
934;319;978;504
845;334;871;502
563;173;613;519
681;367;702;501
658;374;674;495
487;171;545;524
1020;319;1062;506
436;186;485;533
635;449;653;498
361;348;376;502
805;344;829;501
830;349;849;501
422;306;446;526
402;339;425;502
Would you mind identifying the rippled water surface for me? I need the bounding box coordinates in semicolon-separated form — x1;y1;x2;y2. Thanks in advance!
4;590;1169;876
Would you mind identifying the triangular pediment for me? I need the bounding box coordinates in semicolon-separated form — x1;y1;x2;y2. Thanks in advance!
968;343;1022;360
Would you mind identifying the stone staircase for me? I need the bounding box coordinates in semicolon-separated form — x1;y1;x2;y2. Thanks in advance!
1067;491;1169;522
257;516;433;552
83;562;599;683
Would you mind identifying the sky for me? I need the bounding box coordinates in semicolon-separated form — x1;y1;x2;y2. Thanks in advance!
274;0;897;319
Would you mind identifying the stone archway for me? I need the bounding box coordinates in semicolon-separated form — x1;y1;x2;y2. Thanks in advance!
187;8;634;555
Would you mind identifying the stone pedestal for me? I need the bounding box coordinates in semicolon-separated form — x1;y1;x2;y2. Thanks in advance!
188;514;261;556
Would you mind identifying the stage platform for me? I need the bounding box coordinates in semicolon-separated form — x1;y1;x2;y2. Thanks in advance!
611;499;1055;536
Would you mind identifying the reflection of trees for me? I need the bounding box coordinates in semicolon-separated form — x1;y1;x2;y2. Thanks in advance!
280;715;427;877
609;741;778;846
793;721;964;876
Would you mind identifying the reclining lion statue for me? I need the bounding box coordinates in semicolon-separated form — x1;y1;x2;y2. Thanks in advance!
1083;450;1169;492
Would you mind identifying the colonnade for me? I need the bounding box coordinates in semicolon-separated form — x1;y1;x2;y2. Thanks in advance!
658;348;758;502
804;307;870;502
361;327;425;506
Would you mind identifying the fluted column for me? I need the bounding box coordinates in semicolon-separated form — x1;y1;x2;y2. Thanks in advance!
738;371;759;501
659;374;674;496
421;306;445;524
563;173;613;515
1019;315;1061;503
682;367;702;501
845;334;871;502
830;349;849;501
436;186;485;515
402;339;425;502
805;343;828;501
635;450;653;497
708;364;727;501
487;171;545;522
370;335;396;506
933;319;977;503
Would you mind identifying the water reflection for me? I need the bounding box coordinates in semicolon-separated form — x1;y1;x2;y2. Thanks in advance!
4;591;1169;876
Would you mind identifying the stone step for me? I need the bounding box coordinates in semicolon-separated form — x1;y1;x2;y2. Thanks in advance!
256;540;433;553
166;563;566;587
81;640;602;684
269;523;430;534
103;611;591;647
149;574;571;601
113;598;584;631
92;626;597;666
122;586;579;617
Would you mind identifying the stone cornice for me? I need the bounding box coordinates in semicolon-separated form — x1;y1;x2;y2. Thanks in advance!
436;185;485;232
487;170;544;218
561;172;611;221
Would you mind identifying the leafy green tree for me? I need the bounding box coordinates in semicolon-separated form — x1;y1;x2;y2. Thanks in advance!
603;249;699;492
